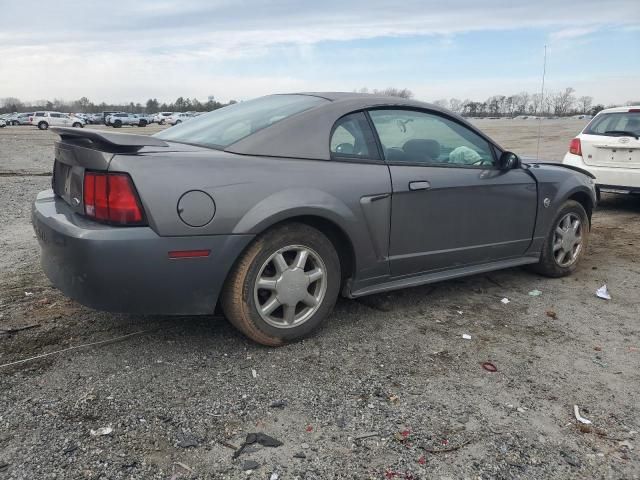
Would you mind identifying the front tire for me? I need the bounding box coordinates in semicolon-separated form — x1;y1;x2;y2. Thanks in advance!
38;121;49;130
72;122;83;128
113;120;122;128
221;223;341;346
532;200;589;278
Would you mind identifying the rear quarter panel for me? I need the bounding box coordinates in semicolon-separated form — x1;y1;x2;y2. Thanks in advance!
109;151;393;281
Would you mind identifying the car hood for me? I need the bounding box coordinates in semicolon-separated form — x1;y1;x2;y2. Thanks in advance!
521;159;596;179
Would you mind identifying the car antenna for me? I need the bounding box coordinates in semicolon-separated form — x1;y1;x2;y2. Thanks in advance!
536;44;547;160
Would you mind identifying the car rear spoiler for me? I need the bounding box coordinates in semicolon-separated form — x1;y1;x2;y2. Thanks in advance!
521;159;596;179
51;127;168;152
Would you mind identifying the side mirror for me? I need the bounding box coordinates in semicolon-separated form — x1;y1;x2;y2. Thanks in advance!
498;151;521;170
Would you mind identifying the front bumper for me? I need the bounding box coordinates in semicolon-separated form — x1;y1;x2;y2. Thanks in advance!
32;190;253;315
563;153;640;193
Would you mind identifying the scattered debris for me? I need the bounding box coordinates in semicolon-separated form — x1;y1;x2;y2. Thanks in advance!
62;444;78;455
545;310;558;319
24;291;33;296
301;443;310;450
482;362;497;372
293;452;306;459
424;439;471;453
176;432;198;448
594;346;602;351
528;289;542;296
0;463;8;472
560;450;581;467
173;462;193;473
251;369;257;378
90;426;113;436
573;405;592;425
305;425;313;432
219;440;238;450
388;394;399;404
517;407;527;413
501;298;510;304
270;473;279;480
0;324;40;335
232;433;283;458
418;455;426;465
242;460;259;471
618;440;634;451
355;432;379;441
462;334;472;340
269;400;288;409
596;284;611;300
592;358;608;368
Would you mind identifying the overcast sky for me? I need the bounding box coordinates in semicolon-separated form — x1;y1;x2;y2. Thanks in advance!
0;0;639;105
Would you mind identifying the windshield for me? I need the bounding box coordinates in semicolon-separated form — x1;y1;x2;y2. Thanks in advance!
155;94;328;148
584;112;640;136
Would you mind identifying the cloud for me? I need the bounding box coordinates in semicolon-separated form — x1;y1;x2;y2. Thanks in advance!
0;0;638;103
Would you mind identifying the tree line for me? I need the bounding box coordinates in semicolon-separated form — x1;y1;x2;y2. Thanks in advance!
2;89;639;116
0;95;236;114
359;87;639;117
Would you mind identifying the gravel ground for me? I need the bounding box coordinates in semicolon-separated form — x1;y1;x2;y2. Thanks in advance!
0;120;639;479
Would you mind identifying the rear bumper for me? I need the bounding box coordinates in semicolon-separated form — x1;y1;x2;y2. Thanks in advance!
32;190;253;315
563;153;640;191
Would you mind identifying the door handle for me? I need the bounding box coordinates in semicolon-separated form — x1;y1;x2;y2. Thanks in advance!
408;181;431;191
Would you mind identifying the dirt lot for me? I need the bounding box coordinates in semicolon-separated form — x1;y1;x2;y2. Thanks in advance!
0;120;638;480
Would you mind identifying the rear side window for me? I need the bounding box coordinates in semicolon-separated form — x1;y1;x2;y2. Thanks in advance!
584;112;640;136
330;112;379;160
155;94;328;149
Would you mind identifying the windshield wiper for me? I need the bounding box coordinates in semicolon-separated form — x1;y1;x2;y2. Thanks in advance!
604;130;639;139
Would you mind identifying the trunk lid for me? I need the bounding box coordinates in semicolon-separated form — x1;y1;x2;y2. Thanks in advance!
580;133;640;169
51;127;172;213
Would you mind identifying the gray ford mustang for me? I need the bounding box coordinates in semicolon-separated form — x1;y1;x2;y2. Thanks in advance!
33;93;596;345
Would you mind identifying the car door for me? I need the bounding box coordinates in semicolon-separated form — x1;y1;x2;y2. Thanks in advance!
368;108;537;277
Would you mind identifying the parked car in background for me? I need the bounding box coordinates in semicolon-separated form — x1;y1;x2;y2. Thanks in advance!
166;112;193;125
14;113;35;125
106;112;149;128
154;112;173;124
101;111;120;125
0;117;6;128
29;111;85;130
563;105;640;197
135;113;154;124
33;93;596;346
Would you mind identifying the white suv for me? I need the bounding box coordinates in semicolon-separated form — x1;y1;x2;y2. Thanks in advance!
166;112;193;126
563;106;640;197
30;112;85;130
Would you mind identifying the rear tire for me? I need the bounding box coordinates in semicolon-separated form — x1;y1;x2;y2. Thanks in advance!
38;121;48;130
221;223;341;346
139;120;147;127
72;122;83;128
113;120;122;128
531;200;589;278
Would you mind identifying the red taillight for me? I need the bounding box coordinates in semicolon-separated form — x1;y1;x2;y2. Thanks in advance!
83;172;145;225
628;108;640;113
569;138;582;156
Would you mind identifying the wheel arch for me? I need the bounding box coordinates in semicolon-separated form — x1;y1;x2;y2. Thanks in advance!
567;189;594;224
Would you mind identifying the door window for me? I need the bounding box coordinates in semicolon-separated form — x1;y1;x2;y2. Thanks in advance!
369;109;495;166
330;112;379;160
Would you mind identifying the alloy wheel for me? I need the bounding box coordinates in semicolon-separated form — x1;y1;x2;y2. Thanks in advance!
552;213;583;267
253;245;327;329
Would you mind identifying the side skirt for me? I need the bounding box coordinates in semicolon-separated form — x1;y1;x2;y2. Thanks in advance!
348;257;540;298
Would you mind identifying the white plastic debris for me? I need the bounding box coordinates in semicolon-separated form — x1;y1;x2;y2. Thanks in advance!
501;298;510;304
528;289;542;297
251;369;257;379
270;474;280;480
596;284;611;300
90;426;113;436
573;405;592;425
462;334;472;340
456;310;463;315
24;291;33;297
